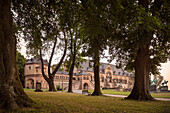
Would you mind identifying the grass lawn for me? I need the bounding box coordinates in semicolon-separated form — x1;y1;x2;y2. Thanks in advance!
24;88;49;91
89;89;170;99
11;90;170;113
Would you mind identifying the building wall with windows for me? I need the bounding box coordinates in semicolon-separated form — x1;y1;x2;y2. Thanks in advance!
25;58;135;90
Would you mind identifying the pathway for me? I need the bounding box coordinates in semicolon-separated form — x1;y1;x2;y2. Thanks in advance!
103;94;170;101
72;90;170;101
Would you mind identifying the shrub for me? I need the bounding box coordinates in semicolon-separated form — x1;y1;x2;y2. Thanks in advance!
56;85;62;91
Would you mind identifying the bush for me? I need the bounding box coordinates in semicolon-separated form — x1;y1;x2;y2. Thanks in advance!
56;85;62;91
82;89;88;92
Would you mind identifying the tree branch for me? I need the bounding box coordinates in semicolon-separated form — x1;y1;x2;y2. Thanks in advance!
52;32;67;76
48;40;57;76
40;49;49;81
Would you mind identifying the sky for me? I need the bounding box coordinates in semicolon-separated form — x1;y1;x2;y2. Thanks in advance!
19;39;170;90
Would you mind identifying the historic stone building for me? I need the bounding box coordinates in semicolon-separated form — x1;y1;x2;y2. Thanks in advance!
25;58;135;90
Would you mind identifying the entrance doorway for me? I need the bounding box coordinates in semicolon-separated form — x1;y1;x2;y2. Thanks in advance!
84;83;88;90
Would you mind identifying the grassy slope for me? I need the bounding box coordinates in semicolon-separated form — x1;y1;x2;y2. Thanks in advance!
89;90;170;99
13;91;170;113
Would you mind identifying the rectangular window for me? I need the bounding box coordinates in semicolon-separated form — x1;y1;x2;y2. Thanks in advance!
29;66;31;70
124;80;127;84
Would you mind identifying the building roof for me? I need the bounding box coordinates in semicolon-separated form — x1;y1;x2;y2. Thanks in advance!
78;70;89;76
26;58;48;65
78;60;134;77
56;71;69;75
56;71;78;76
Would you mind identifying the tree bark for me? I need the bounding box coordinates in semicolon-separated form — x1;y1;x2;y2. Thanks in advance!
48;77;56;91
0;0;34;110
125;46;154;100
92;49;102;96
146;58;152;97
68;42;76;93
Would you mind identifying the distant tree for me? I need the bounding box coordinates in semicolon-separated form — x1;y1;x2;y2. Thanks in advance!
16;51;27;87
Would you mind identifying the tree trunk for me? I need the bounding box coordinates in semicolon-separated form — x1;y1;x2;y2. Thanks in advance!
48;77;56;91
125;46;154;100
146;58;152;98
92;49;102;96
0;0;34;110
68;42;76;93
40;50;56;92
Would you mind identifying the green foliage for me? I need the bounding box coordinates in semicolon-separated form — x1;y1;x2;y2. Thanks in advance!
80;1;109;58
12;0;65;57
108;0;170;75
82;89;88;92
16;51;27;87
56;85;62;91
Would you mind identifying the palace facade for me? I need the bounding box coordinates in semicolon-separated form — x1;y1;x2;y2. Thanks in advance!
25;58;135;90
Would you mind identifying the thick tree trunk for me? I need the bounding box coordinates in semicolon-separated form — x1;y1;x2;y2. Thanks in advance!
48;77;56;91
0;0;33;110
68;42;76;93
92;49;102;96
125;46;154;100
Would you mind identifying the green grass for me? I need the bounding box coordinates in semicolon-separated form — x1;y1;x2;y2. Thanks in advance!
151;93;170;99
13;90;170;113
24;88;49;91
89;89;170;99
